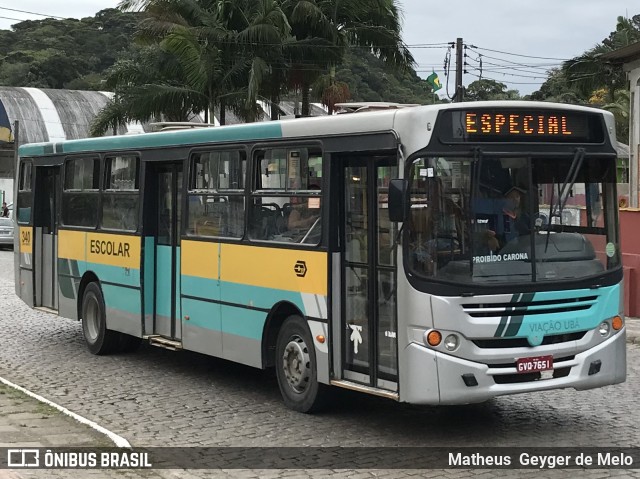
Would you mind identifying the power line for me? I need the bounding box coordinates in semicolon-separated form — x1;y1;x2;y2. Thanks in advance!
0;6;65;20
472;46;571;61
467;71;545;85
0;14;27;22
467;66;548;80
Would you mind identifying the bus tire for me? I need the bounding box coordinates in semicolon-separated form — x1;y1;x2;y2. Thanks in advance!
275;315;326;413
81;282;119;355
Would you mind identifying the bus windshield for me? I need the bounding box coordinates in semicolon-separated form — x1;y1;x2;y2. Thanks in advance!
407;154;620;285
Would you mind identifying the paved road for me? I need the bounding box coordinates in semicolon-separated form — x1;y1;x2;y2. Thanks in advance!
0;249;639;478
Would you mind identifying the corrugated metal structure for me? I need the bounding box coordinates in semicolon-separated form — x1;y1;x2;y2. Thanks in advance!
0;87;328;186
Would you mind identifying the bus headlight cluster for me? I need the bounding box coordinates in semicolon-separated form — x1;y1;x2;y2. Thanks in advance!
598;316;623;337
423;330;460;351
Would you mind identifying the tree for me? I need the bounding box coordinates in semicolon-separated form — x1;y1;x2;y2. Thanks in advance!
0;9;138;90
104;0;291;128
529;68;582;103
564;16;640;102
464;79;520;102
282;0;415;115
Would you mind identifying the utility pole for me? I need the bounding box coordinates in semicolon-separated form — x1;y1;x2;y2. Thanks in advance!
454;37;464;102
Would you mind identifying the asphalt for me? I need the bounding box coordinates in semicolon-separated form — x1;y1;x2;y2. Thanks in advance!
0;319;638;478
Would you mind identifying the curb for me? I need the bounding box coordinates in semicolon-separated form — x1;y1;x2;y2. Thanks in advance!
0;376;131;448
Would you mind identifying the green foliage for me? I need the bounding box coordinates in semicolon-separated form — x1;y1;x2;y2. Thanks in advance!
0;9;138;89
0;2;432;127
332;50;437;104
530;15;640;143
464;79;521;102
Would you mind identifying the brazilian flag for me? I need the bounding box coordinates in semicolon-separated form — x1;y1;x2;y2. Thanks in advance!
426;71;442;92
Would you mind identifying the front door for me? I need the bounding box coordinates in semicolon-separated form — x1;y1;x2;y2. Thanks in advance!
34;166;59;310
341;157;398;390
146;162;183;340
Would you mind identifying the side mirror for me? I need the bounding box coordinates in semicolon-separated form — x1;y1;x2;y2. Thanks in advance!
388;179;408;222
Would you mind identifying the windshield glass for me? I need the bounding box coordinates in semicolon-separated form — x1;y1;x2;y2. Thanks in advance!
407;154;619;285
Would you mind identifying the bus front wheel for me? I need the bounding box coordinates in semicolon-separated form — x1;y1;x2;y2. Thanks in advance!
275;315;326;413
81;282;119;355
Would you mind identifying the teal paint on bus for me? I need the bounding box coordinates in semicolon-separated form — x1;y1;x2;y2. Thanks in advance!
155;245;174;319
102;283;142;315
181;297;222;331
221;280;306;311
143;237;155;316
178;294;265;340
18;122;284;157
182;274;307;314
220;305;266;341
495;284;620;346
57;255;140;289
181;275;218;301
84;263;141;288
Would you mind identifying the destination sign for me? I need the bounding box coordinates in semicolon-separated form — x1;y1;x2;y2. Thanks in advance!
439;109;604;143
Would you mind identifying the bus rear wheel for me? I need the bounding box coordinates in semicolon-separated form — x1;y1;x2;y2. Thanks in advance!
81;282;119;355
275;315;326;413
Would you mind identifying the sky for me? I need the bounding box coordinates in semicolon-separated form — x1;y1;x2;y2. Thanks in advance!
0;0;637;97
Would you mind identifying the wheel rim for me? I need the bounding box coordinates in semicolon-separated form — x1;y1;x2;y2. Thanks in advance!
282;335;311;393
84;295;100;342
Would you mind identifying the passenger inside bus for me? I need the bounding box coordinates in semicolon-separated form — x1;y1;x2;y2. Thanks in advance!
501;186;530;243
473;185;532;254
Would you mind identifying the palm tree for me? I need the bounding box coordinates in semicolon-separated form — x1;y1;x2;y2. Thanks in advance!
282;0;415;116
601;89;630;143
91;45;208;136
95;0;290;132
565;16;640;102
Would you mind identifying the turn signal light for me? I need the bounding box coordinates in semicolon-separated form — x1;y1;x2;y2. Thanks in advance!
316;335;326;344
612;316;624;331
426;330;442;347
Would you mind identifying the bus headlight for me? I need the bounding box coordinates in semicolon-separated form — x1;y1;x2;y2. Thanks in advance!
598;321;610;336
444;334;459;351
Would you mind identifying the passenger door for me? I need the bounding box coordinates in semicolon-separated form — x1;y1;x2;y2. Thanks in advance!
33;166;60;310
143;161;183;342
340;156;399;391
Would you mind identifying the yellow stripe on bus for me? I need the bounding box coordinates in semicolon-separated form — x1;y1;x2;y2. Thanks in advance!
221;244;327;295
58;230;85;260
19;226;32;254
87;232;140;269
181;240;219;279
58;230;141;269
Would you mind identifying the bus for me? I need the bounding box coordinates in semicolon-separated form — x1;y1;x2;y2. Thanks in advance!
13;101;626;412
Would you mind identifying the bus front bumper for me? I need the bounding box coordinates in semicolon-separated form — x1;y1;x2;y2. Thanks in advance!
401;328;626;405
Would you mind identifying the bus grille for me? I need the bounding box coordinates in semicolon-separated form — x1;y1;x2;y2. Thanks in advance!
493;367;572;384
472;331;586;349
462;295;598;318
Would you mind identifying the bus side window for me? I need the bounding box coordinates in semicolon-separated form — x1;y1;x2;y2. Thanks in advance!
249;146;322;244
187;149;246;239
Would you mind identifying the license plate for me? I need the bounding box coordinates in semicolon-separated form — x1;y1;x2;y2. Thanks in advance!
516;355;553;373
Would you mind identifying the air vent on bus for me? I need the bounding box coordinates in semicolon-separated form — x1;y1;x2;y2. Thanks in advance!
472;331;586;349
462;295;598;318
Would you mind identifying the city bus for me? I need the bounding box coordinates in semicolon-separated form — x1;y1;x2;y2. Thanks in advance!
13;101;626;412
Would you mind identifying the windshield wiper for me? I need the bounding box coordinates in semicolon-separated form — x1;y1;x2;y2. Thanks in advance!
558;148;585;211
545;148;585;252
470;147;483;276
